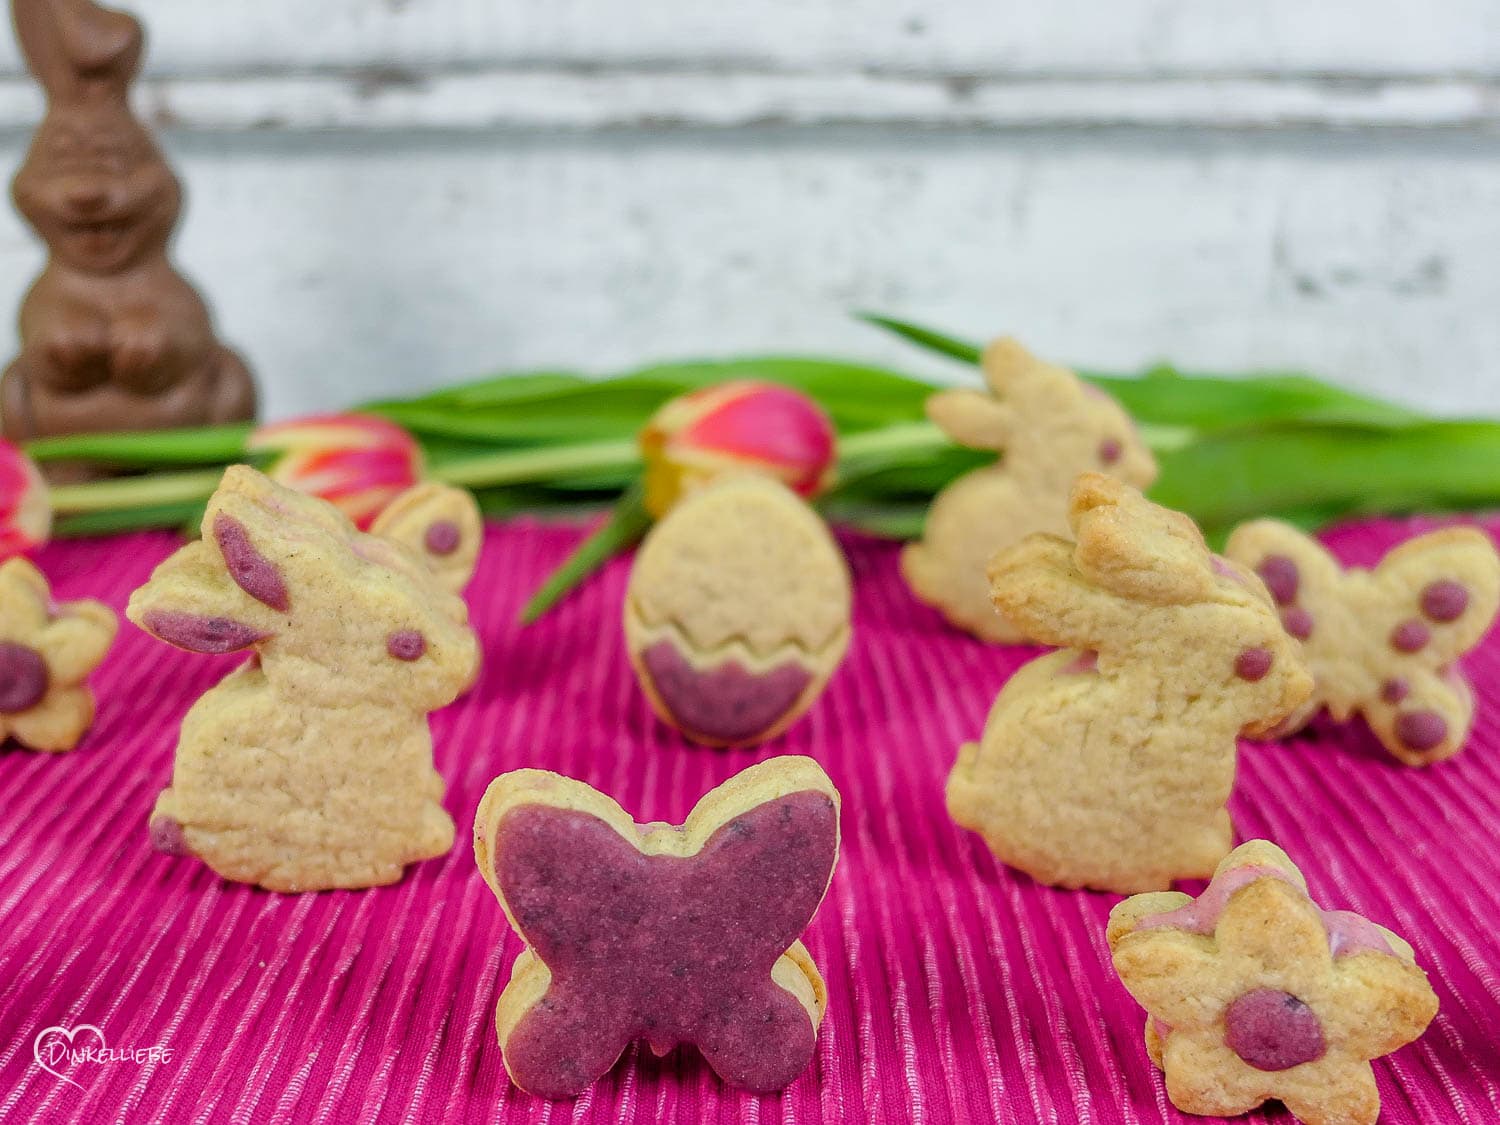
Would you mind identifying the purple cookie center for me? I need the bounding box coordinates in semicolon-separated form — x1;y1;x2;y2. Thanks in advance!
1257;556;1299;606
424;520;461;556
1381;678;1410;704
494;792;838;1097
214;515;289;612
0;641;49;712
642;641;813;744
1421;580;1468;623
387;630;426;661
1098;439;1122;466
1225;989;1326;1071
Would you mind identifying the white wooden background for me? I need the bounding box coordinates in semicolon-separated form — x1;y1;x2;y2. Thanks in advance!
0;1;1497;417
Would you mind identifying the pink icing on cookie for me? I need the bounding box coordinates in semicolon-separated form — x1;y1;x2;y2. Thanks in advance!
493;790;838;1097
1135;864;1394;959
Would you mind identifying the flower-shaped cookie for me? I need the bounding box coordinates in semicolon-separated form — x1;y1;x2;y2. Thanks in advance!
1107;840;1437;1125
0;557;116;751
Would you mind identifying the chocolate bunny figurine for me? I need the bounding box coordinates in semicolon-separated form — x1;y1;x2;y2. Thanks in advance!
2;0;255;456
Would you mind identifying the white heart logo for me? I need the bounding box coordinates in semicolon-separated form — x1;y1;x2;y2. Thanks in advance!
33;1024;105;1089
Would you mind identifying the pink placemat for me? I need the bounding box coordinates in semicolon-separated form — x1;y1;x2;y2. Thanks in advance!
1;515;1498;1124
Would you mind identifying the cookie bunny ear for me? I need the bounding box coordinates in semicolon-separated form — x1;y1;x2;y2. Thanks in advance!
126;467;308;653
13;0;142;103
1068;473;1216;605
986;532;1130;648
369;482;483;593
1373;527;1500;661
924;389;1012;451
126;539;277;654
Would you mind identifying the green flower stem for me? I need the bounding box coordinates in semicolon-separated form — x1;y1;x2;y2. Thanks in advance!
49;469;226;514
518;482;653;624
431;438;641;488
25;423;253;465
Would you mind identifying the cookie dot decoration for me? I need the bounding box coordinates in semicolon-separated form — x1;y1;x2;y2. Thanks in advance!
1234;647;1273;682
1226;519;1500;766
1108;840;1439;1125
1420;578;1468;622
1281;606;1314;640
386;629;426;661
423;519;461;556
1380;677;1410;703
473;756;841;1098
1257;555;1300;606
1394;710;1447;752
623;474;851;747
1389;619;1429;653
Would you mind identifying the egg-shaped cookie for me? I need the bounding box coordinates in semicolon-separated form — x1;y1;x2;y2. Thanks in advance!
624;475;852;747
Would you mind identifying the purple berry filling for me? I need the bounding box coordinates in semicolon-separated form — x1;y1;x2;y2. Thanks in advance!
642;641;813;745
1420;579;1469;623
0;640;49;713
493;791;837;1096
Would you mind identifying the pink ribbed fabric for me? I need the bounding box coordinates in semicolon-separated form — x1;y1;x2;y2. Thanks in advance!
2;515;1498;1124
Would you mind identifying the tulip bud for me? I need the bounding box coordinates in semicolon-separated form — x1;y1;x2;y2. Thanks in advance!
246;413;423;529
639;381;836;518
0;440;51;558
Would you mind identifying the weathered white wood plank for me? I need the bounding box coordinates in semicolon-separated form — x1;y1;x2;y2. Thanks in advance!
76;72;1500;132
0;0;1496;77
0;131;1492;417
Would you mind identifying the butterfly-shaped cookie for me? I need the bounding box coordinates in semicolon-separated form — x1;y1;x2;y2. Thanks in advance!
474;756;840;1098
1225;520;1500;765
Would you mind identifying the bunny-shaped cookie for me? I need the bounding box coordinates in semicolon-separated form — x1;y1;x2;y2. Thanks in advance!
902;338;1156;643
127;466;479;892
1;0;255;457
947;474;1313;893
1226;520;1500;766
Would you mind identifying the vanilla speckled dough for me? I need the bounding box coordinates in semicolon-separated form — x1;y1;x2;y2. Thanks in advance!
0;557;116;752
903;337;1157;643
1108;840;1438;1125
623;475;852;747
1226;519;1500;766
128;465;480;892
474;756;840;1098
947;474;1313;892
370;480;484;594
